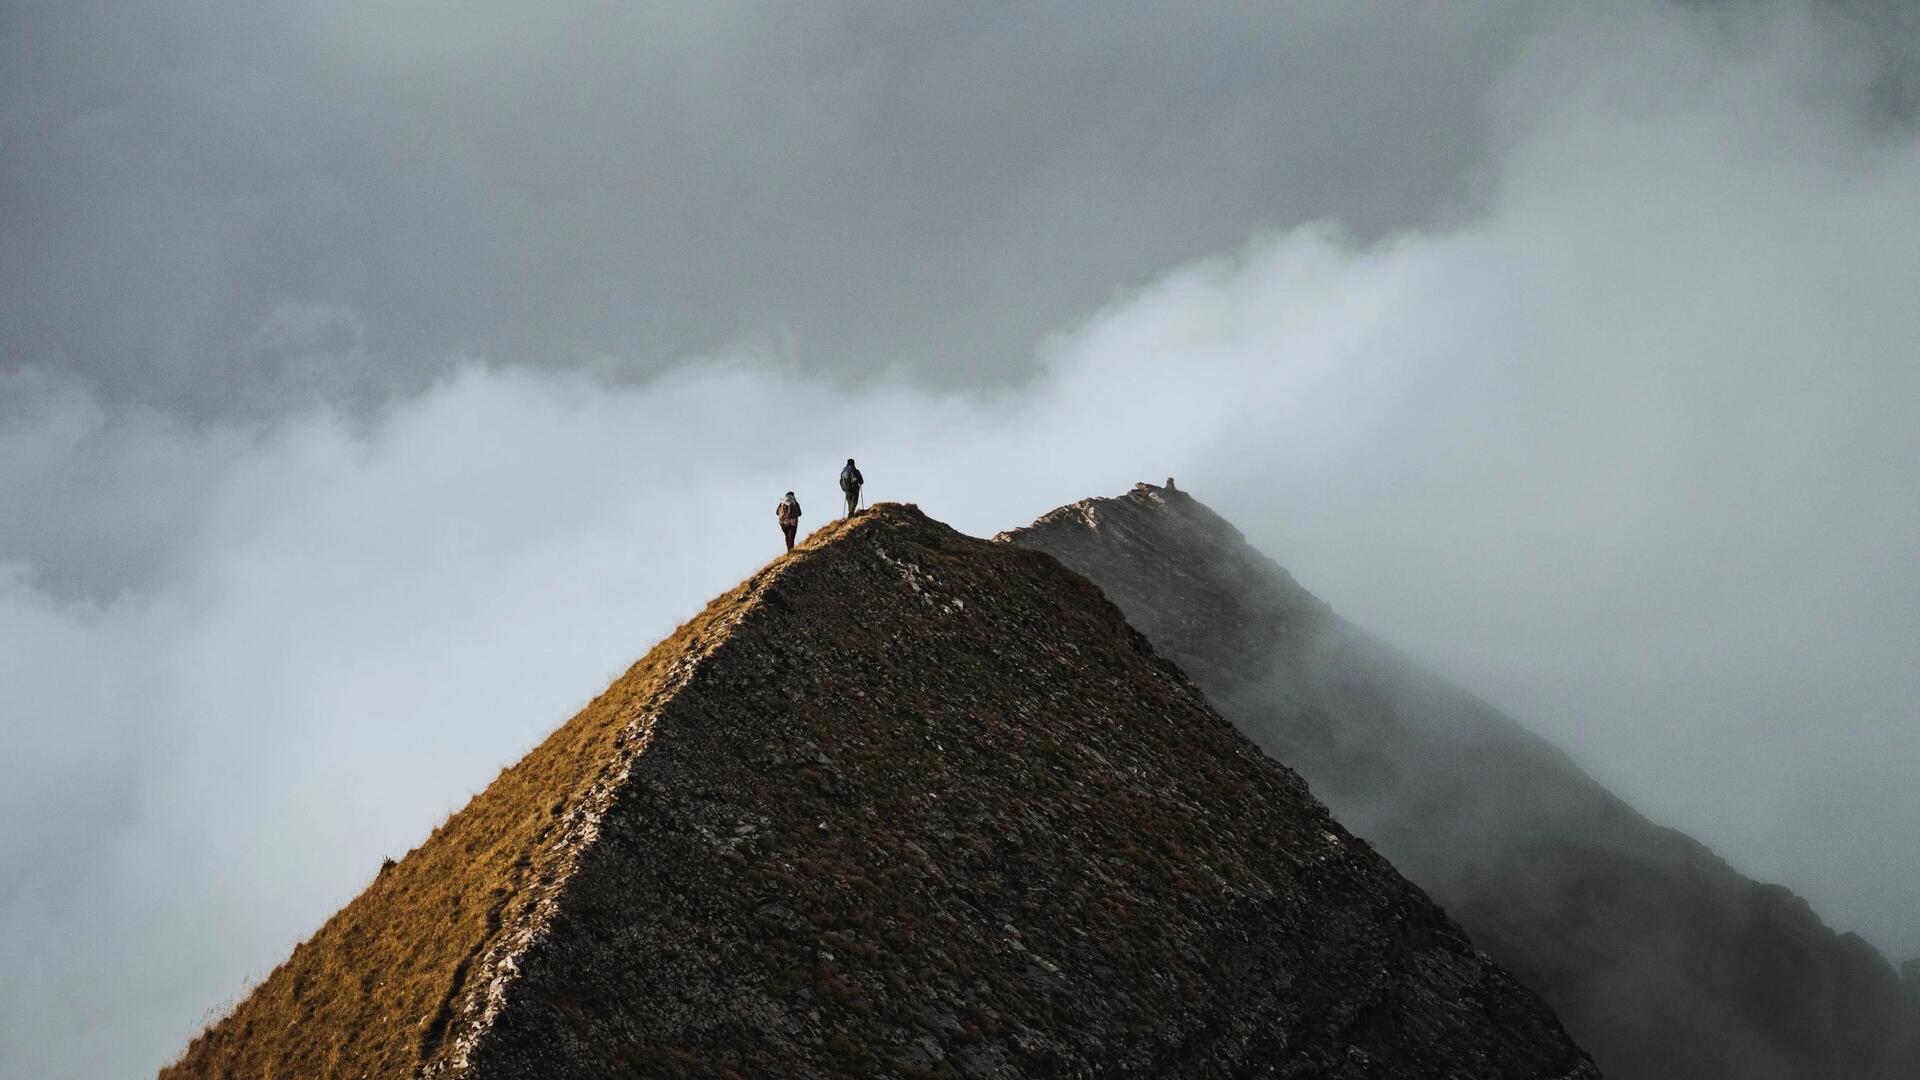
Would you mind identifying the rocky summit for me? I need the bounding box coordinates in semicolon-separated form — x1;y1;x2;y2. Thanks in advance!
164;503;1596;1079
1002;483;1920;1080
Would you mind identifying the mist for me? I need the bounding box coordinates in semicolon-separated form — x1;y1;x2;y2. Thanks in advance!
4;1;1919;1076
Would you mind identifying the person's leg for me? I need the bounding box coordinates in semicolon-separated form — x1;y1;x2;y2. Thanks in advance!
783;524;796;551
845;490;855;516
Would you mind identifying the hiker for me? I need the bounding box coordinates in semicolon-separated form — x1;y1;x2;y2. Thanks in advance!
839;458;864;516
776;491;802;552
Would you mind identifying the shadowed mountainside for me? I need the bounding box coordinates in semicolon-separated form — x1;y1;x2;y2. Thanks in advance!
163;503;1596;1079
1001;482;1919;1080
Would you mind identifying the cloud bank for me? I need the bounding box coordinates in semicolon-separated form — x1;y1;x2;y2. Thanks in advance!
3;1;1918;1075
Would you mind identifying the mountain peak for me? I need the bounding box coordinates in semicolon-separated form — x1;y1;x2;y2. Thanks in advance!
1015;481;1227;537
166;501;1594;1079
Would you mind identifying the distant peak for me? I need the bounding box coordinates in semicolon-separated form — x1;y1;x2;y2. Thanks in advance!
1128;479;1199;508
999;483;1330;646
998;480;1243;549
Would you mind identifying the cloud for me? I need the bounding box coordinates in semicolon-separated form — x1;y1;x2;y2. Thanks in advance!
3;1;1919;1076
1;1;1532;415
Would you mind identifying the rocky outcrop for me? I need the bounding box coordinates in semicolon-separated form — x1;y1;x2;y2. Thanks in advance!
1002;482;1919;1080
165;503;1596;1079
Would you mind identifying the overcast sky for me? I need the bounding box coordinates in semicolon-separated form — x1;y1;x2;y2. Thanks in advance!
4;2;1919;1076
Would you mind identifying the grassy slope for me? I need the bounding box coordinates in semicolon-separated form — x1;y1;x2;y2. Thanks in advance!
161;516;863;1080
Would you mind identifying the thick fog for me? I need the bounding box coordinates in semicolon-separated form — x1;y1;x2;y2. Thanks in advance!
3;1;1918;1076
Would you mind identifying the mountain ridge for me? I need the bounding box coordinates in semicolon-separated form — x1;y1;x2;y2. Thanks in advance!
1001;482;1918;1080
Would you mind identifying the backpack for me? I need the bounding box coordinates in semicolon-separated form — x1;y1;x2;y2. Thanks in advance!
840;466;862;492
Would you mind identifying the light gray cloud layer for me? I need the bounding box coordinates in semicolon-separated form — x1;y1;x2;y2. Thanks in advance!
3;1;1918;1077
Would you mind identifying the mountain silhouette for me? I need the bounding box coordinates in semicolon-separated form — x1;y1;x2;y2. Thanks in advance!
1002;482;1919;1080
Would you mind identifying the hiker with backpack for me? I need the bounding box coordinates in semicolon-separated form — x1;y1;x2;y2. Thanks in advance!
839;458;864;516
776;491;802;552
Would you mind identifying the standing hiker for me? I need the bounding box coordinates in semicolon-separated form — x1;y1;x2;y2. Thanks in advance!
839;458;864;516
776;491;802;552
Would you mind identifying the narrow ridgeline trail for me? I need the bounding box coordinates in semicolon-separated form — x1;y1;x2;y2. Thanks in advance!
165;503;1596;1080
1002;483;1920;1080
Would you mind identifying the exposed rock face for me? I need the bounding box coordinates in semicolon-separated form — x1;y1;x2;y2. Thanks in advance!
165;503;1596;1079
1002;483;1920;1080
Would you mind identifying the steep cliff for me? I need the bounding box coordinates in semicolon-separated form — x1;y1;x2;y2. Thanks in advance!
1002;482;1918;1080
165;503;1595;1079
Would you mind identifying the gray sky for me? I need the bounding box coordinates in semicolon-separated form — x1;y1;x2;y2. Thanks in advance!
3;2;1918;1076
2;2;1530;424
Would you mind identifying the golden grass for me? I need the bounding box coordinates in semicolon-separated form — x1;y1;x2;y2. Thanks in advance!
161;513;870;1079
